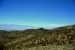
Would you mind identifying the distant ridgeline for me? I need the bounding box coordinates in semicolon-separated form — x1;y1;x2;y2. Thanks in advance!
0;25;75;50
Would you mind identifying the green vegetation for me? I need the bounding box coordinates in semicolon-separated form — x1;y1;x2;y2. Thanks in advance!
0;25;75;50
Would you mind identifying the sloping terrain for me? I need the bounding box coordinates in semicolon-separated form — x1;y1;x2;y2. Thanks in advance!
0;25;75;50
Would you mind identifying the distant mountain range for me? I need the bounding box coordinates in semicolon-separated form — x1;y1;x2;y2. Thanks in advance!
0;24;34;31
0;24;74;31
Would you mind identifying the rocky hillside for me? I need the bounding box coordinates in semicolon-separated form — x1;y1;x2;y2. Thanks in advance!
0;25;75;50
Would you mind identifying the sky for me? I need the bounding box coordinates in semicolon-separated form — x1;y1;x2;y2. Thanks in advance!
0;0;75;28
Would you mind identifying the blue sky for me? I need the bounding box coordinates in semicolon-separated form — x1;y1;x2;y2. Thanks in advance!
0;0;75;27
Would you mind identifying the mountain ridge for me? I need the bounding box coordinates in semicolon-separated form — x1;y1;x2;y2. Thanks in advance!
0;24;75;50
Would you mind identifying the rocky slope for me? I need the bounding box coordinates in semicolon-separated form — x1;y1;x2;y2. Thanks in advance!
0;25;75;50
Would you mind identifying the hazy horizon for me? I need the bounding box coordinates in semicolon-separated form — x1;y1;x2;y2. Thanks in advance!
0;24;74;30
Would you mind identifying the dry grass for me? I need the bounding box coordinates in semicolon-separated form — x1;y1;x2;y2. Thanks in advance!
6;45;75;50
